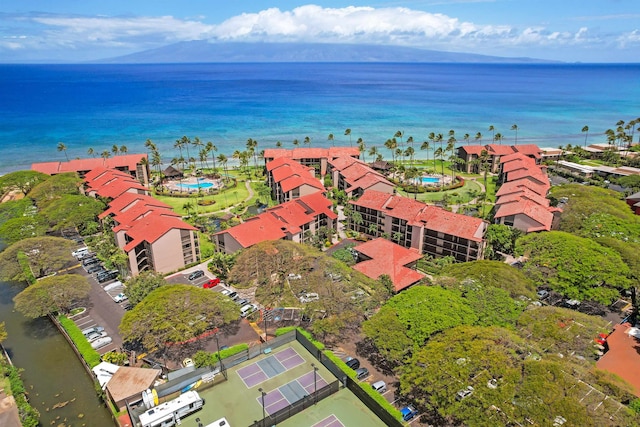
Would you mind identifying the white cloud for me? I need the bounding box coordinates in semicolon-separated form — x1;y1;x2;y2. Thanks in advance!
0;5;632;60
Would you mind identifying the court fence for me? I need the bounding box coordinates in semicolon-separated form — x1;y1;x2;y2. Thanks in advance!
220;332;296;371
248;380;340;427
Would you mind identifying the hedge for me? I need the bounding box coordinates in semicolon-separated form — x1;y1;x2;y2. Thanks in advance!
1;356;39;426
58;315;102;368
275;327;402;422
214;343;248;361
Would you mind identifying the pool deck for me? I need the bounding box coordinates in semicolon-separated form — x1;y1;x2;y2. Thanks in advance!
165;177;223;193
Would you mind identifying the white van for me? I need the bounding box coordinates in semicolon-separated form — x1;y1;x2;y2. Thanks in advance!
372;380;387;393
72;247;89;258
240;303;258;318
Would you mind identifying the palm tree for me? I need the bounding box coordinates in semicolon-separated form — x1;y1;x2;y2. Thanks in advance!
344;129;352;147
180;136;192;169
293;139;299;147
112;144;119;156
369;146;379;162
206;141;217;173
57;142;69;161
87;147;95;157
394;130;404;151
384;138;397;164
581;125;589;147
246;138;258;176
327;133;334;147
511;124;518;145
217;153;229;181
494;133;503;145
463;133;470;146
174;138;184;170
120;145;128;155
199;148;209;171
101;150;111;159
420;140;430;166
276;141;282;148
357;138;366;162
475;132;482;144
303;136;312;147
488;125;495;142
405;146;415;169
434;147;444;177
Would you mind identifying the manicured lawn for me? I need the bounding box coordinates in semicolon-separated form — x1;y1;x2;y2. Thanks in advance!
154;180;250;215
397;178;482;204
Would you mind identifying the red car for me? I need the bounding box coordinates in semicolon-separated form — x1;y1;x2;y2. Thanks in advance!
203;278;221;289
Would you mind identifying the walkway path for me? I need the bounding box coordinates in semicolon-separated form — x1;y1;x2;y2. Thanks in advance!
197;179;256;217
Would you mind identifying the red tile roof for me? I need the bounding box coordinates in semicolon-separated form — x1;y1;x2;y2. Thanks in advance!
458;145;486;155
268;159;324;193
216;193;336;249
495;178;549;197
112;203;180;228
121;210;197;252
263;147;360;160
91;178;148;199
494;199;555;232
352;190;486;242
496;188;550;207
513;144;542;159
486;144;516;155
596;323;640;397
32;153;147;175
352;238;423;292
345;173;394;194
327;156;365;171
506;169;549;186
98;193;172;219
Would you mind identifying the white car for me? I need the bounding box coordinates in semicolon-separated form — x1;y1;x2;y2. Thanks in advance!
81;326;104;337
91;336;113;350
288;273;302;280
240;303;258;317
85;331;108;342
113;293;128;303
299;292;319;303
104;281;123;291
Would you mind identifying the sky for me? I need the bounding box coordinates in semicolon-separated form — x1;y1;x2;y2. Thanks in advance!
1;1;638;63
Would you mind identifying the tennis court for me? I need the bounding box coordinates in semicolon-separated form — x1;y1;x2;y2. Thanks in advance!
237;347;305;387
312;414;346;427
258;370;329;415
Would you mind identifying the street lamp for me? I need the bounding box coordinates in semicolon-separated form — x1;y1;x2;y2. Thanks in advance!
311;363;318;404
258;387;266;427
214;332;226;379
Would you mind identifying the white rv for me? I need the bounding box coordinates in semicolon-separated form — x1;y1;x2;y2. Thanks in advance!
138;390;204;427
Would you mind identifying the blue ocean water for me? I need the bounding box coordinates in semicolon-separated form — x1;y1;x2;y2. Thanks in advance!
0;62;638;173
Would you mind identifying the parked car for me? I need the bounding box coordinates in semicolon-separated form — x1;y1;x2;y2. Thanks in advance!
104;281;123;291
299;292;319;303
82;257;100;267
113;293;128;303
355;367;369;380
203;278;221;289
235;298;249;306
227;291;239;301
182;358;195;368
240;303;258;318
345;357;360;370
72;247;89;258
536;289;549;299
97;270;118;283
372;380;387;393
220;289;231;296
91;336;113;350
401;405;419;421
288;273;302;280
188;270;205;281
82;326;104;337
456;385;474;401
85;331;108;342
86;264;105;274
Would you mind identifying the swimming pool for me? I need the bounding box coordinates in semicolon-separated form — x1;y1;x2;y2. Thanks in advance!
176;181;216;190
420;176;440;183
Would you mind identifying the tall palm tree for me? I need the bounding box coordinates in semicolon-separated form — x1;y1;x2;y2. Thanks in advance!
217;153;229;181
112;144;119;156
434;147;444;177
434;133;443;171
303;136;312;147
394;130;404;152
206;141;217;173
494;133;503;145
369;146;379;162
120;145;128;155
357;138;366;162
488;125;495;142
276;141;282;148
475;132;482;144
327;133;334;147
405;146;415;169
101;150;111;160
180;136;192;169
57;142;69;161
511;124;519;145
293;139;299;147
199;148;209;170
463;133;470;146
246;138;258;176
87;147;95;157
581;125;589;147
420;140;430;166
174;138;184;171
344;129;352;147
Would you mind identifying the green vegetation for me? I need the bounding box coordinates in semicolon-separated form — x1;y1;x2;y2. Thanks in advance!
516;231;632;304
124;270;167;306
58;315;101;368
0;355;40;426
14;274;91;318
192;343;249;367
0;170;49;196
119;285;239;353
39;194;105;234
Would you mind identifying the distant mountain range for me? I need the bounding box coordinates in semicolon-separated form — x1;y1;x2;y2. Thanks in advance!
99;41;558;64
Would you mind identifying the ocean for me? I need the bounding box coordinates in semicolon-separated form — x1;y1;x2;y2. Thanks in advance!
0;62;638;174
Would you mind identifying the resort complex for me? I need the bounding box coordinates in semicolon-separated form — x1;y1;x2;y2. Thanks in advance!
5;127;640;427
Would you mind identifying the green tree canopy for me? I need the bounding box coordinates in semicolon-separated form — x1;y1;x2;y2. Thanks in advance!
0;214;48;245
0;321;7;344
39;194;105;233
516;231;632;303
437;260;537;299
0;170;49;196
207;251;237;281
119;285;239;352
28;172;82;207
484;224;521;259
594;237;640;279
362;286;477;362
0;236;76;281
124;270;167;306
0;198;35;225
13;274;90;318
399;325;636;427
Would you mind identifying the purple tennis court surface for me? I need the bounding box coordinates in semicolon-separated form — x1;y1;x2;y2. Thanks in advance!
257;370;329;415
312;414;345;427
237;347;306;388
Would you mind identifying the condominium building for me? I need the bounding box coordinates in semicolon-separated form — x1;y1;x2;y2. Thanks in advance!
263;147;360;176
33;153;150;185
